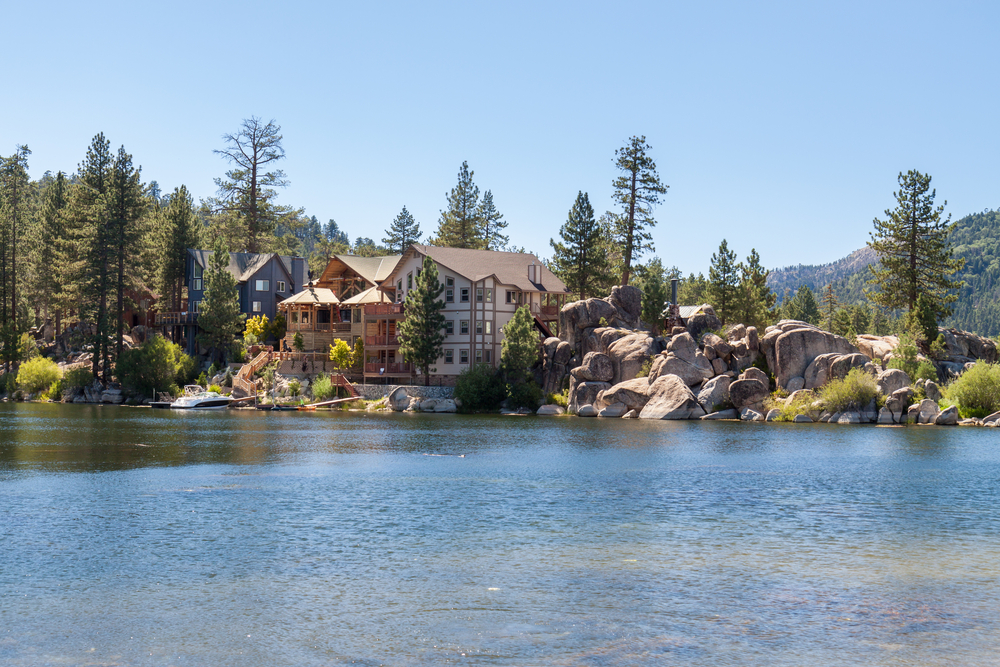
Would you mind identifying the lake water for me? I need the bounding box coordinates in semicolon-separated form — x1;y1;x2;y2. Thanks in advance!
2;403;1000;666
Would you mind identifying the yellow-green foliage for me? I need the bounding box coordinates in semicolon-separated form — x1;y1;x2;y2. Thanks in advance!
819;368;881;413
546;389;569;408
311;375;335;401
16;357;62;394
328;339;353;371
244;314;269;343
945;362;1000;419
765;390;817;422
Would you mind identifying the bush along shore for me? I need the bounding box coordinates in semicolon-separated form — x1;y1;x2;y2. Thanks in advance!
533;286;1000;427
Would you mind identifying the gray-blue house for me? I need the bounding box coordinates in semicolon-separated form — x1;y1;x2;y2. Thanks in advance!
181;249;307;353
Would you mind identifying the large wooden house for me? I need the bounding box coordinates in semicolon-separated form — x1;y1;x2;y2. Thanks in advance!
364;245;570;384
279;254;400;352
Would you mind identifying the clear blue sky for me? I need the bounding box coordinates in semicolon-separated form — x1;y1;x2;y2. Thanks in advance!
5;1;999;275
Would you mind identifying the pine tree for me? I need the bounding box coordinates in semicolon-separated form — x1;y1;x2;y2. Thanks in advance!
784;285;821;325
708;239;739;324
549;191;612;299
435;161;483;249
477;190;508;251
822;284;838;331
867;170;964;323
732;248;776;329
34;171;68;332
382;205;422;254
196;238;245;364
159;186;200;312
107;145;146;357
0;145;32;371
634;257;669;329
500;305;538;385
678;272;709;306
210;117;295;253
397;254;446;385
611;136;668;285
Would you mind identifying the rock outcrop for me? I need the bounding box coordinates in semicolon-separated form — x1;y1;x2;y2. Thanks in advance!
761;321;859;390
639;375;706;420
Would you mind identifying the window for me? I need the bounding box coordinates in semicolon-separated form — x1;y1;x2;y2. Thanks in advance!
460;320;469;335
193;264;203;279
485;321;492;335
476;321;483;335
353;308;362;324
445;349;454;363
407;273;412;289
192;278;202;291
486;289;492;303
484;350;492;363
255;280;269;292
460;349;469;364
398;280;403;291
476;350;483;363
252;301;262;312
476;288;483;302
460;288;469;302
277;281;285;292
506;290;516;304
446;321;454;335
446;288;454;303
446;276;454;287
190;300;198;313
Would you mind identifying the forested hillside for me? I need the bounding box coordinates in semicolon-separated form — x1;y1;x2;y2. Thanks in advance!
767;210;1000;336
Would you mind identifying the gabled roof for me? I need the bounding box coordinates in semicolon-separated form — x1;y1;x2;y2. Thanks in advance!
278;286;339;306
385;245;568;293
341;285;393;305
189;250;297;285
333;254;401;284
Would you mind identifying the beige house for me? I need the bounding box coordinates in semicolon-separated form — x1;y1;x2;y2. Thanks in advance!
365;245;570;383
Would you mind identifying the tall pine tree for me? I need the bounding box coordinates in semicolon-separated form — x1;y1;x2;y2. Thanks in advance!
382;205;422;254
866;170;964;323
477;190;508;251
708;239;739;324
0;145;32;371
549;191;612;299
107;145;146;357
611;136;668;285
159;185;200;312
732;248;776;330
397;254;446;385
33;171;68;333
435;161;482;249
196;238;245;364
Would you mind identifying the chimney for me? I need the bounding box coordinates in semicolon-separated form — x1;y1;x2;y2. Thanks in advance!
671;278;679;306
528;263;537;283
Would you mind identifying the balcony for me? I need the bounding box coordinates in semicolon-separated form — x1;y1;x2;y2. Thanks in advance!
365;335;400;347
365;303;405;317
364;362;413;375
155;312;198;326
313;322;353;333
530;304;559;320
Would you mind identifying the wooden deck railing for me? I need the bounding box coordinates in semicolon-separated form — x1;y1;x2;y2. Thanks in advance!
155;312;198;326
365;335;399;347
364;362;413;375
331;373;360;397
364;303;404;316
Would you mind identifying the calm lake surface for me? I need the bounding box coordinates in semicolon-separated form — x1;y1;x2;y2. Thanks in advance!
2;403;1000;666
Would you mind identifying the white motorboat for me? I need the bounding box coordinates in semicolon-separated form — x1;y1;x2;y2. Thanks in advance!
169;387;234;409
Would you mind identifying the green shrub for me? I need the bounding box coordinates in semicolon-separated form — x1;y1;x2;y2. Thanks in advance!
45;380;62;401
208;362;220;378
507;379;542;409
819;367;881;413
454;364;506;412
1;372;16;396
63;367;94;390
208;384;222;393
887;331;939;383
636;358;652;378
173;346;199;386
311;375;335;401
765;390;818;422
945;362;1000;419
16;357;62;394
116;335;182;399
546;389;569;408
289;379;301;397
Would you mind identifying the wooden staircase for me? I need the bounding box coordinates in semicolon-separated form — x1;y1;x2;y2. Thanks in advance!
331;373;360;398
233;346;273;397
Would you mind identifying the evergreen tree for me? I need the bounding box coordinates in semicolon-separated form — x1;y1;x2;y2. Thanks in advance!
678;272;709;306
549;191;612;299
708;239;739;324
435;161;483;249
159;186;199;312
196;238;245;364
821;284;838;331
0;145;32;372
33;170;68;332
500;305;539;385
732;248;776;329
611;136;668;285
634;257;669;330
107;145;146;357
382;205;422;254
397;254;446;385
783;285;821;325
210;117;296;253
867;170;964;323
477;190;508;251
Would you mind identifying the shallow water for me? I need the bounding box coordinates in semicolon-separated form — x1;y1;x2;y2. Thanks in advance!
2;402;999;665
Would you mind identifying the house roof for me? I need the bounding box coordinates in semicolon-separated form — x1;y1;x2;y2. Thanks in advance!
278;286;339;306
189;250;298;285
332;254;401;284
387;245;569;293
341;285;393;305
